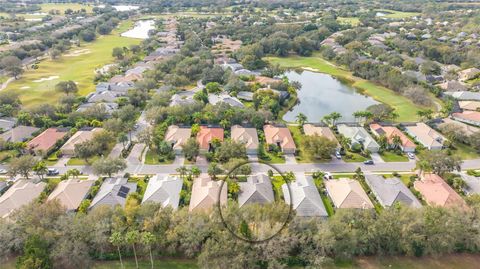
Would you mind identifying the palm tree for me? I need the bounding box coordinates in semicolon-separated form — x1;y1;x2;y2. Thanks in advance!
119;133;129;150
67;168;80;179
329;112;342;126
321;114;332;126
392;135;402;150
141;231;155;269
109;232;125;269
176;166;188;180
126;230;140;269
377;135;388;151
295;113;308;126
32;161;48;180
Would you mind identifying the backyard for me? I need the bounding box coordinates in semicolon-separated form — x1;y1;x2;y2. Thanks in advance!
4;20;140;107
266;53;435;122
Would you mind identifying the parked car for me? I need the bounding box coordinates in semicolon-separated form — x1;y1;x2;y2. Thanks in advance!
407;153;415;160
47;168;59;176
0;169;7;175
323;172;333;180
363;160;374;165
335;151;342;159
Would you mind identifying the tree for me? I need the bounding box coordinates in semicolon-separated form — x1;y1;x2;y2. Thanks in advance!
303;135;337;159
141;231;155;269
92;157;126;177
205;82;222;94
55;81;78;94
222;158;251;179
391;135;402;150
80;29;96;42
324;112;341;126
176;166;188;180
295;113;308;129
109;232;124;269
16;234;52;269
470;132;480;152
1;56;23;79
112;47;124;60
417;109;434;121
181;138;199;161
32;161;48;180
74;141;96;164
9;155;37;179
125;230;140;269
208;162;224;180
418;151;462;177
215;139;247;163
67;168;80;179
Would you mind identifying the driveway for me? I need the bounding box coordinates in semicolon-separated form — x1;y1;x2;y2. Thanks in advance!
284;154;297;164
127;143;145;165
370;153;385;164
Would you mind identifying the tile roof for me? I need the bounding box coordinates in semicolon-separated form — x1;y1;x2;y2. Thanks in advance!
414;174;465;207
165;125;192;151
337;124;380;151
231;125;259;151
282;174;328;217
0;180;46;218
48;179;95;211
89;178;137;209
325;178;373;209
452;111;480;123
27;128;68;153
60;128;103;155
142;174;183;209
263;125;296;151
189;174;227;212
458;101;480;111
0;125;39;143
405;123;445;149
364;175;421;208
238;174;274;207
196;126;224;150
439;118;480;136
370;123;416;149
303;124;339;145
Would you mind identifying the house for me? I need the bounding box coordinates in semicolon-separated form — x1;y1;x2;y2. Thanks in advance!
0;117;16;132
164;125;192;154
303;124;340;148
189;174;227;212
337;124;380;153
208;93;244;108
0;125;39;143
439;118;480;136
95;82;110;92
325;178;374;209
364;175;421;208
414;174;465;207
237;91;254;101
60;128;103;156
451;111;480;127
47;179;95;211
438;80;468;92
170;91;196;106
263;124;296;154
461;174;480;195
445;91;480;101
281;174;328;217
231;125;259;155
0;180;46;218
369;123;416;152
27;128;68;155
404;123;446;150
252;76;281;88
196;126;224;152
458;68;480;82
458;101;480;111
89;178;137;210
142;174;183;209
87;91;119;103
238;174;274;207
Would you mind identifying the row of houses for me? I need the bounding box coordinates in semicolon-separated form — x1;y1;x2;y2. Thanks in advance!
1;170;473;218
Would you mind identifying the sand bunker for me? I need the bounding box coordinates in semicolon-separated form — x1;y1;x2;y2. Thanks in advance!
64;49;91;57
20;86;30;89
33;76;59;83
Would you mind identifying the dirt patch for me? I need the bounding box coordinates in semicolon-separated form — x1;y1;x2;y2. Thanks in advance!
33;75;59;83
64;49;91;57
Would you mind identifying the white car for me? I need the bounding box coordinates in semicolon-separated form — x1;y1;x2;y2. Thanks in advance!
323;172;333;180
407;153;415;160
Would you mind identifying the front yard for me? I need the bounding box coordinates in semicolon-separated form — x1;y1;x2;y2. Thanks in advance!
379;151;409;162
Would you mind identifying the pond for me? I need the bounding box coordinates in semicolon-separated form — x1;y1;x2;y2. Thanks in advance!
282;70;379;122
121;20;155;39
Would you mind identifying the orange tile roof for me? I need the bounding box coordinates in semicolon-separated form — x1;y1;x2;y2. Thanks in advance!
452;111;480;123
27;128;68;153
414;174;466;208
370;123;416;149
196;126;224;150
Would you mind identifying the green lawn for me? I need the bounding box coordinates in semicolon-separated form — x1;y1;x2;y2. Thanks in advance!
343;152;368;163
5;20;140;107
376;9;420;19
337;17;360;26
266;53;433;122
0;150;18;164
40;3;94;14
379;151;409;162
452;142;480;160
67;156;100;165
261;151;286;164
144;149;175;165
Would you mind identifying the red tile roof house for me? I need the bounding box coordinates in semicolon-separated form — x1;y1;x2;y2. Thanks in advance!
451;111;480;127
27;128;68;156
196;126;224;153
369;123;416;153
414;174;466;208
263;124;296;154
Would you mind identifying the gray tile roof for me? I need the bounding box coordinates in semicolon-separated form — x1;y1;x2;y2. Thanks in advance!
0;125;39;143
282;174;328;217
364;174;421;208
89;178;137;210
238;174;274;207
142;174;183;209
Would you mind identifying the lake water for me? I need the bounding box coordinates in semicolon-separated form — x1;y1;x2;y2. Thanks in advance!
121;20;155;39
282;70;379;122
113;5;140;11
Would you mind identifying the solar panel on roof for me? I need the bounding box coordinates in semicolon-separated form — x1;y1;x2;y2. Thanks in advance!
117;186;130;198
